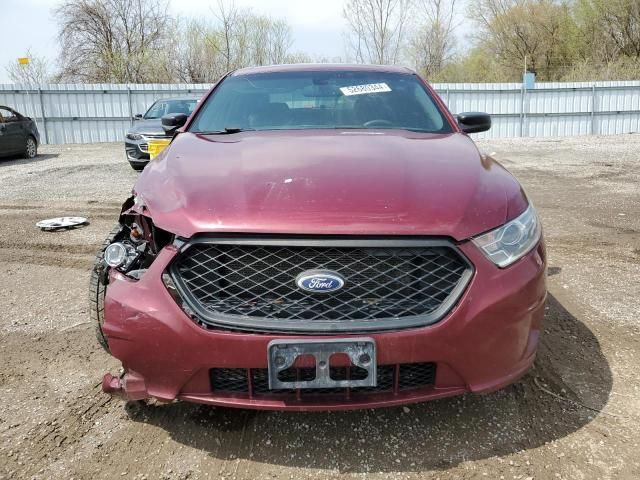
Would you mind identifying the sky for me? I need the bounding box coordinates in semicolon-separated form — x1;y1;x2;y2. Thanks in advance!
0;0;349;83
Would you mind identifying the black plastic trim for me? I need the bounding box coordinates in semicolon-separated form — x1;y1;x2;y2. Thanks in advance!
168;235;474;334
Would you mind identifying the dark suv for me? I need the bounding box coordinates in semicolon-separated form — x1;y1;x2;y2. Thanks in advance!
124;97;199;170
95;65;546;411
0;106;40;159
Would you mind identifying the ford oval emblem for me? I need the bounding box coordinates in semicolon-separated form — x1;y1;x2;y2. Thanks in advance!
295;270;345;294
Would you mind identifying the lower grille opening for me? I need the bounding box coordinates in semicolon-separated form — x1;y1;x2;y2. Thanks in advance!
211;368;248;393
210;362;436;399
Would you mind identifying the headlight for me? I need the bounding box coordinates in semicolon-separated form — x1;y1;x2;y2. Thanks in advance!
126;133;143;141
473;205;541;268
104;242;139;269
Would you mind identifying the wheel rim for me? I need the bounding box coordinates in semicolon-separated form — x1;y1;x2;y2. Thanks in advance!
26;139;36;157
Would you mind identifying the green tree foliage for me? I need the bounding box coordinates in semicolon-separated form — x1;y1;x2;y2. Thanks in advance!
466;0;578;81
412;0;640;81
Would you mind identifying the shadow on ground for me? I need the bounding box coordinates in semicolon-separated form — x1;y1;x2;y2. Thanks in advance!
0;153;60;167
126;293;612;474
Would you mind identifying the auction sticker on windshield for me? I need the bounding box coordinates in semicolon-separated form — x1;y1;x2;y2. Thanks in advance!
340;83;392;96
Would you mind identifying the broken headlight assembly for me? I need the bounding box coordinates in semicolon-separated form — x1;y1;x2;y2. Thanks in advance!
103;222;152;279
102;196;174;280
104;241;139;269
472;204;541;268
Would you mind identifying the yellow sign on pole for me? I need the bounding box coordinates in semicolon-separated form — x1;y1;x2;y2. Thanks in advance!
18;57;29;65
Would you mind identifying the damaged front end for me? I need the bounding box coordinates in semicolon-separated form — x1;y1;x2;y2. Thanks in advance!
91;194;174;351
91;194;177;399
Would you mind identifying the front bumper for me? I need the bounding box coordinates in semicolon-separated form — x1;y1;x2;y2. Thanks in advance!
102;240;546;411
124;139;150;163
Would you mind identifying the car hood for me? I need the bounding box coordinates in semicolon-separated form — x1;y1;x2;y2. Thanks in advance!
135;130;528;241
128;119;163;135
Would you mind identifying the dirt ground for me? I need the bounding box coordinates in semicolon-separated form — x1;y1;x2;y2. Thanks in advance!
0;135;639;480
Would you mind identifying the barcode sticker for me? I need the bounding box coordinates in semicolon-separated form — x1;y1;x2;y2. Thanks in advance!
339;83;392;96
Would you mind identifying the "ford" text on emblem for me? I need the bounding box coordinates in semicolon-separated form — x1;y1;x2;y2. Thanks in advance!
295;270;345;293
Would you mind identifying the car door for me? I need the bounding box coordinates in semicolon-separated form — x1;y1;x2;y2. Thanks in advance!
0;107;23;154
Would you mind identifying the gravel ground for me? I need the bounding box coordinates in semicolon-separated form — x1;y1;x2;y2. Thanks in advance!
0;136;639;480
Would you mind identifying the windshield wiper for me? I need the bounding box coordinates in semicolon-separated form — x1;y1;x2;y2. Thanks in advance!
194;127;254;135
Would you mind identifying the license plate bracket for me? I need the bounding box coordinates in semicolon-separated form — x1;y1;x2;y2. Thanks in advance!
267;338;377;390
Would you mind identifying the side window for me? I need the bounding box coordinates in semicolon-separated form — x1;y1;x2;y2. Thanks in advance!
0;108;17;122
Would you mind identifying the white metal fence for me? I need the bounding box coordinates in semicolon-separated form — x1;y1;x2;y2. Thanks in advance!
1;81;639;144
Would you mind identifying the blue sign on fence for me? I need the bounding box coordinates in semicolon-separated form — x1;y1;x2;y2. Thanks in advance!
523;72;536;90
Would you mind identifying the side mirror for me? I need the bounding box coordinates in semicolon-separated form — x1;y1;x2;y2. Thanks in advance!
161;113;188;135
456;112;491;134
133;113;143;120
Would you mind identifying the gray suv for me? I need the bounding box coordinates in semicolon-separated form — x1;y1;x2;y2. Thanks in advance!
125;97;199;170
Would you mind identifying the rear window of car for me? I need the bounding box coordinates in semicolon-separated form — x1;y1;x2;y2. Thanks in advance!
189;71;452;134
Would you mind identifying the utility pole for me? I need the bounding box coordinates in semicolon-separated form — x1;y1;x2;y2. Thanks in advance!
17;57;39;131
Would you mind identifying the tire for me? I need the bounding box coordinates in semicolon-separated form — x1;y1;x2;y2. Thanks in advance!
129;162;145;172
89;224;122;353
24;136;37;159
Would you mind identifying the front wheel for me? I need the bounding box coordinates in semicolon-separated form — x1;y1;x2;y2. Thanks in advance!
89;225;122;352
24;136;37;159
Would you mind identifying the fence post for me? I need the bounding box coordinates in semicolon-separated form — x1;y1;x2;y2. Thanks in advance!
519;86;525;137
127;87;133;126
38;88;48;145
591;84;597;135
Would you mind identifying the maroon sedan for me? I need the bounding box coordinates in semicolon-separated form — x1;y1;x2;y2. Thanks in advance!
93;64;546;411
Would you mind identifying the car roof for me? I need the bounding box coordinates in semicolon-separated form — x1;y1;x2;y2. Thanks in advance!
232;63;416;77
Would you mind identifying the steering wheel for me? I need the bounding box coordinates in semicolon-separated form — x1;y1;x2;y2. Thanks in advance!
363;119;393;128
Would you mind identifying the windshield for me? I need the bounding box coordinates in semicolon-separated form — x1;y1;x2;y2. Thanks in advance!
144;99;197;119
189;71;452;134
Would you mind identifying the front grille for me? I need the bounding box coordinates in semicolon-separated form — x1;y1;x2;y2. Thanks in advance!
143;133;170;139
171;239;472;332
210;363;435;398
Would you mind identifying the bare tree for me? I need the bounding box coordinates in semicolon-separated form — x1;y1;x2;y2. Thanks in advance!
409;0;457;78
192;1;292;72
343;0;414;64
55;0;172;82
169;18;220;83
166;1;297;83
266;18;293;64
5;49;51;84
210;0;243;72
